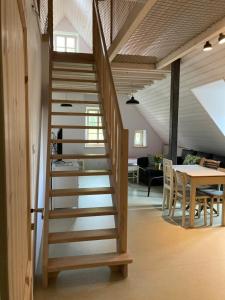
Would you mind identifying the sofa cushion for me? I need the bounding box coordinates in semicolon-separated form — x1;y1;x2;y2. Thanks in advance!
183;154;201;165
212;154;225;168
196;151;213;159
137;157;149;168
148;155;155;167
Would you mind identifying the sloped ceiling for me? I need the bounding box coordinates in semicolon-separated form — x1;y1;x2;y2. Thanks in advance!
135;38;225;155
53;0;93;48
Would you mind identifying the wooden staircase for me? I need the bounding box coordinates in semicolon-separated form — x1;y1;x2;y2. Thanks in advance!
42;0;132;287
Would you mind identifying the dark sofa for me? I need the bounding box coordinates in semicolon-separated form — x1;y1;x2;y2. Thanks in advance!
137;149;225;186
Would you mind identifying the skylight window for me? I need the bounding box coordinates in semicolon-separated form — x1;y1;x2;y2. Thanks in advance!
192;80;225;136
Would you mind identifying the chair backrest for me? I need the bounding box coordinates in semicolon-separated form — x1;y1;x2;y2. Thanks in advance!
174;170;188;200
163;158;173;189
200;158;220;170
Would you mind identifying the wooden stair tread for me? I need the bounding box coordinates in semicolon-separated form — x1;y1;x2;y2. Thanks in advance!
52;52;95;64
49;207;117;219
52;78;98;83
51;125;105;129
48;228;117;244
50;154;109;160
52;88;98;94
51;99;100;105
52;68;96;74
50;139;106;144
49;187;113;197
51;112;102;116
48;253;133;272
50;169;112;177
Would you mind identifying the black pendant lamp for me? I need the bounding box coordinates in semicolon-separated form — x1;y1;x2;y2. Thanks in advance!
203;40;212;51
126;95;139;105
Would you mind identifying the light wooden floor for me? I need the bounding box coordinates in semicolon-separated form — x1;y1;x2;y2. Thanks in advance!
34;181;225;300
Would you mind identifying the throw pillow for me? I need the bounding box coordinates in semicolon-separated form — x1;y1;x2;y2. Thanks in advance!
183;154;201;165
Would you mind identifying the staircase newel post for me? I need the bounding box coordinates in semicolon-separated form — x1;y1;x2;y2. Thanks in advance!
117;129;129;276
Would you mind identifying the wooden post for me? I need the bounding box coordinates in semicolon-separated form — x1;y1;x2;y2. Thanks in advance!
110;0;113;44
168;58;180;164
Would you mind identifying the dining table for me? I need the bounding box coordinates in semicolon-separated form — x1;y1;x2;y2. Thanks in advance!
172;165;225;227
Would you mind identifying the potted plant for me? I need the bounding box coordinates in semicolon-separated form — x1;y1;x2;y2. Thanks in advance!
154;154;163;170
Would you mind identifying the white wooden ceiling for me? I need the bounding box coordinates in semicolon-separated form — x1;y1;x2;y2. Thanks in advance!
53;0;93;48
134;39;225;155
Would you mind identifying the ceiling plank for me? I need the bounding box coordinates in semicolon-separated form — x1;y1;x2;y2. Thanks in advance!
108;0;159;62
157;16;225;69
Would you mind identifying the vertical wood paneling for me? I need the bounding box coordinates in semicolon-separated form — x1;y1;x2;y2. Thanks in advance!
136;39;225;155
1;0;31;298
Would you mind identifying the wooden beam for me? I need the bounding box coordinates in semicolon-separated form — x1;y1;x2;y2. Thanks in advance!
108;0;158;62
113;73;166;80
110;0;113;44
112;62;155;71
157;16;225;69
113;78;153;84
168;59;180;164
113;54;157;64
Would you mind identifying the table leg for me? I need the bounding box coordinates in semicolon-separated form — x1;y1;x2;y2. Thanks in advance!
222;184;225;226
190;182;196;227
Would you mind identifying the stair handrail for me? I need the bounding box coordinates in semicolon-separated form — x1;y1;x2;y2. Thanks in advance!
93;0;128;256
42;0;53;287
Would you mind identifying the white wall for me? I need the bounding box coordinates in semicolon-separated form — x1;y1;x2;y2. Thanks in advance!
54;17;91;53
52;91;108;169
118;96;163;158
135;36;225;156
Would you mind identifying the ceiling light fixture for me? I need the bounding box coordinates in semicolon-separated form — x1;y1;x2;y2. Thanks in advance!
218;33;225;44
60;103;72;107
126;95;139;105
203;41;212;51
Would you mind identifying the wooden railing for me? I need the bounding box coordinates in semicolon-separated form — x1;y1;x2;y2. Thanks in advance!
42;0;53;287
93;0;129;256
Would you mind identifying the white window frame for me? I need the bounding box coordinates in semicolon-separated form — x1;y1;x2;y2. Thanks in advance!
54;31;79;53
85;107;104;148
134;129;147;148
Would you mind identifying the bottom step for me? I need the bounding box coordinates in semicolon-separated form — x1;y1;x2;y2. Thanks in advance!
48;253;133;272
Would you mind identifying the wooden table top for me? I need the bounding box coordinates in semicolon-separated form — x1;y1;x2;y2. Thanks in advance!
172;165;225;177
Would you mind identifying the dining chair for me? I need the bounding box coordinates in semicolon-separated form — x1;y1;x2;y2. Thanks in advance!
200;168;225;225
171;170;209;227
162;158;173;214
198;158;221;214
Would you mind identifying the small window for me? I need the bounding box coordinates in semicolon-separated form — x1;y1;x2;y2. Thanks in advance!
54;33;78;53
85;107;104;147
134;130;147;147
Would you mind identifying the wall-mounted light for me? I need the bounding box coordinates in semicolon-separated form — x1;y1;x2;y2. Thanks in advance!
218;33;225;44
203;41;212;51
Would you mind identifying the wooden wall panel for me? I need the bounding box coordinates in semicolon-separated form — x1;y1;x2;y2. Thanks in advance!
135;38;225;155
0;0;39;298
1;0;43;295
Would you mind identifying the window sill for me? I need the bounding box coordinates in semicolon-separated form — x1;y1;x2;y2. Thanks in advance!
133;146;148;148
